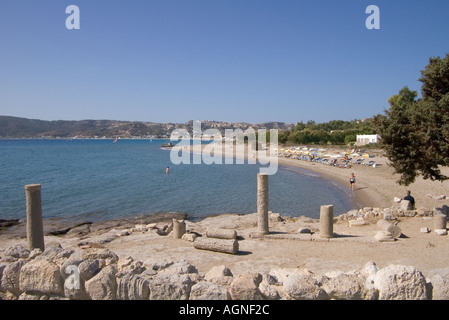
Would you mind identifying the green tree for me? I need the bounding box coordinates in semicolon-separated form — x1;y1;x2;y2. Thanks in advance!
374;53;449;185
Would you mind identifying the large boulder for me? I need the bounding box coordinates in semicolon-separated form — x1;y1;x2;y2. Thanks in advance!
258;273;283;300
283;272;329;300
229;272;264;300
1;260;27;296
78;259;102;281
322;270;376;300
427;267;449;300
204;265;234;286
19;258;64;295
148;273;194;300
85;265;117;300
189;281;230;300
374;265;427;300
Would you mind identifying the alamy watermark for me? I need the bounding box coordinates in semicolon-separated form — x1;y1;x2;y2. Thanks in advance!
366;5;380;30
64;4;380;30
65;5;80;30
169;120;279;175
64;265;80;290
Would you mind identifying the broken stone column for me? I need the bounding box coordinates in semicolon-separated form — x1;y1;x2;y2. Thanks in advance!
25;184;45;251
257;173;269;235
193;237;239;254
319;205;334;238
377;219;401;238
206;228;237;240
433;213;447;230
172;219;186;239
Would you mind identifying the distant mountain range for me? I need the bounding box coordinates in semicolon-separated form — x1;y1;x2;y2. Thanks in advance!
0;116;294;139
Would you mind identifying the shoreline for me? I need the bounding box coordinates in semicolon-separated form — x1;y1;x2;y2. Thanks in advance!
190;142;388;209
277;156;386;210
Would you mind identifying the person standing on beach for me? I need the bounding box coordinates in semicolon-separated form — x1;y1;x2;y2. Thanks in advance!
349;173;356;191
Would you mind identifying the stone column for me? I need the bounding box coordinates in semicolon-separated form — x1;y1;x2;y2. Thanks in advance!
319;205;334;238
434;213;447;230
257;173;269;235
172;219;186;239
25;184;45;251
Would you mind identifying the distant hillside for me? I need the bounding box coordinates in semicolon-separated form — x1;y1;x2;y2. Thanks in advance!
0;116;295;139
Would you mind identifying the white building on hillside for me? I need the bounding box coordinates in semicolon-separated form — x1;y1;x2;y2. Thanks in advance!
356;134;380;145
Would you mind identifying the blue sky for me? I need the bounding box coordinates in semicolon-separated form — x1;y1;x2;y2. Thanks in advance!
1;0;448;124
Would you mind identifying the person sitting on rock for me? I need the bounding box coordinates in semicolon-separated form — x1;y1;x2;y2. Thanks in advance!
403;190;415;209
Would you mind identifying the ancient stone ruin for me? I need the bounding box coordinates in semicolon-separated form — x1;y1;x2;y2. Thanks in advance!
1;243;448;300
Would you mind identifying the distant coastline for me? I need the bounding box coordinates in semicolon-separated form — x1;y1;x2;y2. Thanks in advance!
0;115;294;140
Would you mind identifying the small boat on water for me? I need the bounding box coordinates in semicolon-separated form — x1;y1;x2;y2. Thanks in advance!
161;142;174;148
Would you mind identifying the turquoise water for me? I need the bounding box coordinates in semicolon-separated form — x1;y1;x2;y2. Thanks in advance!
0;139;355;221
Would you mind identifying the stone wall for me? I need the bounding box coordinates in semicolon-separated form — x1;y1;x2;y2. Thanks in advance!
1;243;448;300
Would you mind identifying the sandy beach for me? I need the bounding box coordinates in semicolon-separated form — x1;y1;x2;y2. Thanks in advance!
1;145;449;279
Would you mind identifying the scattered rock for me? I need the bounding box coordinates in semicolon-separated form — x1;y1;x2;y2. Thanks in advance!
0;219;21;230
375;231;396;242
434;229;448;236
159;260;198;275
297;227;312;234
349;219;368;227
182;233;197;242
416;207;433;217
3;245;30;259
270;213;284;222
143;257;174;271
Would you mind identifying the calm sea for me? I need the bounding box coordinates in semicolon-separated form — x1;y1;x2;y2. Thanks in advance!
0;139;356;222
